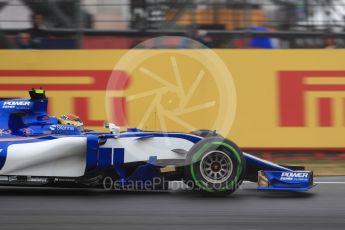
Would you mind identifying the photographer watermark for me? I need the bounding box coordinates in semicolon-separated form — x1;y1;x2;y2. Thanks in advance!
102;176;243;192
106;36;237;138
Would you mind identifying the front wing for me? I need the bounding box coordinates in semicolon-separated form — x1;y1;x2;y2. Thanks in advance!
257;170;314;191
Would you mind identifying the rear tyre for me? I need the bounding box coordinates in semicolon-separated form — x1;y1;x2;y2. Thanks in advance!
184;137;245;196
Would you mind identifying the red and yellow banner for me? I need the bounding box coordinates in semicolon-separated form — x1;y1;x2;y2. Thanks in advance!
0;50;345;149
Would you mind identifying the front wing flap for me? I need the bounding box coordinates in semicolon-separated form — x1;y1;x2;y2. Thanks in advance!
257;170;314;191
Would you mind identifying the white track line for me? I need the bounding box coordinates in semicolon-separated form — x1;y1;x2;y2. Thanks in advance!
243;181;345;184
172;181;345;185
315;182;345;184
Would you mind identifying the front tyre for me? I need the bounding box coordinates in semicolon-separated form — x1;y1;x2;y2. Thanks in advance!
184;137;245;196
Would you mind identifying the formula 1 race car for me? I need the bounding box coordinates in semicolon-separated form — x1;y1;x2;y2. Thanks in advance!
0;89;314;196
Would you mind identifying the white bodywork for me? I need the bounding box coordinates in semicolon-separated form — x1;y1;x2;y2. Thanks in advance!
0;134;196;178
101;136;195;163
0;137;87;177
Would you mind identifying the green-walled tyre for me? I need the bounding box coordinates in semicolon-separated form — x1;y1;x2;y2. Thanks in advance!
184;137;245;196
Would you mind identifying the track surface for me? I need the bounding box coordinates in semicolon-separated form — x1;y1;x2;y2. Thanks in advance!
0;177;344;230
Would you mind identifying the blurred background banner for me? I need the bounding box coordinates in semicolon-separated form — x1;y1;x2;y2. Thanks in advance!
1;0;345;174
1;0;345;49
1;50;345;151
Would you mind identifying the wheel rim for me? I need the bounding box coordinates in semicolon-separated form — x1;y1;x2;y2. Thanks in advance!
199;150;233;184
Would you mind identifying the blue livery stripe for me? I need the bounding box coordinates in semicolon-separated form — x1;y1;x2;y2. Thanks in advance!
113;148;125;179
119;132;202;143
85;135;99;171
0;142;8;170
98;148;112;168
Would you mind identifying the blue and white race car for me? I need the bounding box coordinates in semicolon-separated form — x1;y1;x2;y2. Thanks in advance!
0;89;313;196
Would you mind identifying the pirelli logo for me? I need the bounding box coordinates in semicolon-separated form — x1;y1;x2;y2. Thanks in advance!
279;71;345;127
0;70;129;127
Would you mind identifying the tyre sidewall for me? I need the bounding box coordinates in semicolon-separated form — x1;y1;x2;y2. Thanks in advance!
185;137;245;194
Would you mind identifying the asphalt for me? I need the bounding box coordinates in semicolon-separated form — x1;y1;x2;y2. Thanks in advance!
0;177;344;230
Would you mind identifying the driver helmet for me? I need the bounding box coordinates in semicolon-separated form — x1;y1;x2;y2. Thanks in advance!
58;114;84;131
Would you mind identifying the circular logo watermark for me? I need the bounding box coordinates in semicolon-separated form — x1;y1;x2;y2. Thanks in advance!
106;36;237;137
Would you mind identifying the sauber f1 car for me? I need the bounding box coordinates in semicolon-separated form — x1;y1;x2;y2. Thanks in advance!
0;89;314;196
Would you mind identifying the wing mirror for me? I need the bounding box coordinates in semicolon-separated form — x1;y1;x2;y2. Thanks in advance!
104;122;120;136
